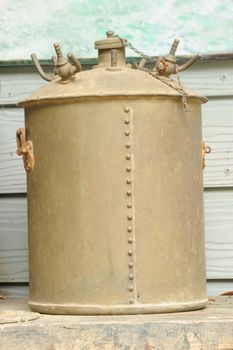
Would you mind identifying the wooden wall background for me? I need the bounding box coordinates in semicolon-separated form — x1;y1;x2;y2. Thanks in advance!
0;59;233;297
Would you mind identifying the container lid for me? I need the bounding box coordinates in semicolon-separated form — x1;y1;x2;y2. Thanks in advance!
95;31;127;50
18;66;207;107
18;32;208;107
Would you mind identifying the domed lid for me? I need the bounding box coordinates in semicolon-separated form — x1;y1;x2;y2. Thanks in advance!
18;33;207;108
18;67;207;108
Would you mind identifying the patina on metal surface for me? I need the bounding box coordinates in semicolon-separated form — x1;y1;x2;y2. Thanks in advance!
17;31;209;315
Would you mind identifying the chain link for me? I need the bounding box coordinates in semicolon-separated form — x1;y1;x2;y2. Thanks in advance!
157;74;190;113
174;65;190;112
126;41;156;63
116;35;156;62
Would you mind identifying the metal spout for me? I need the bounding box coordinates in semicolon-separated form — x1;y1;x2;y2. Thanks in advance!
31;43;82;82
155;38;200;77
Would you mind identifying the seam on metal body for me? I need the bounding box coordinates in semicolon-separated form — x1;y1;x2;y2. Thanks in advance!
124;106;138;304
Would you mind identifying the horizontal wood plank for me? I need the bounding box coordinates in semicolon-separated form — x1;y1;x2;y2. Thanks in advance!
0;190;233;282
205;189;233;279
0;72;43;105
180;60;233;97
202;99;233;187
0;197;28;282
0;107;26;193
0;284;28;299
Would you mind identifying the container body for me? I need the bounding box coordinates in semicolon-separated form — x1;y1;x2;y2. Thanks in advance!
25;96;207;314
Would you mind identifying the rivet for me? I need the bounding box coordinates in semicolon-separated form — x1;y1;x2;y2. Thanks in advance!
124;119;130;125
126;179;131;184
127;203;132;208
126;154;131;160
129;272;134;280
127;215;133;220
128;237;133;243
127;190;132;196
126;167;131;172
128;262;134;268
129;285;134;292
129;298;134;304
125;143;131;148
125;130;130;136
125;107;130;113
127;226;132;233
128;250;133;256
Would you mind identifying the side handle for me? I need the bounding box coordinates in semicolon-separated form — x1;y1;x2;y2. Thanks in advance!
202;143;211;169
16;128;34;172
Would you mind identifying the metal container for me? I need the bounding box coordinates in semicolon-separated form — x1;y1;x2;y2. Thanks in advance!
17;31;208;315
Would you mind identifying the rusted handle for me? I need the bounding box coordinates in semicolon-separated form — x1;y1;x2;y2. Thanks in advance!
16;128;34;172
202;143;211;169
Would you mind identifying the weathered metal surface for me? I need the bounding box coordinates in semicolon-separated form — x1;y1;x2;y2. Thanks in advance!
0;298;233;349
17;32;208;315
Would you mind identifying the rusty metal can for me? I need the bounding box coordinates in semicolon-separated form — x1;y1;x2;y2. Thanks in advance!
17;31;208;315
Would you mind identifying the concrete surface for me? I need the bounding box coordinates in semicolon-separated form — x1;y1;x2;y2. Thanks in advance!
0;297;233;349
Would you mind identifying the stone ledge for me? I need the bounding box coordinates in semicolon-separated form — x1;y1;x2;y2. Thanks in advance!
0;297;233;349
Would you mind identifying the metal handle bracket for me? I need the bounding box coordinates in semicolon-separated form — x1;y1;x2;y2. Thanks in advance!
16;128;34;172
202;143;211;169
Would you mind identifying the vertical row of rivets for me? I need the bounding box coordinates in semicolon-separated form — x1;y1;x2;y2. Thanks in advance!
124;106;137;305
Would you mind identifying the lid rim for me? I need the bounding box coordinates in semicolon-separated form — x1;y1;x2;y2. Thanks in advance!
18;93;207;108
18;62;206;106
95;42;126;50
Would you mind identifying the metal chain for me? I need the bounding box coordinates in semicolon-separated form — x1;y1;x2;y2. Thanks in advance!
156;74;190;112
116;35;156;62
126;41;157;63
116;35;190;112
174;65;190;112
